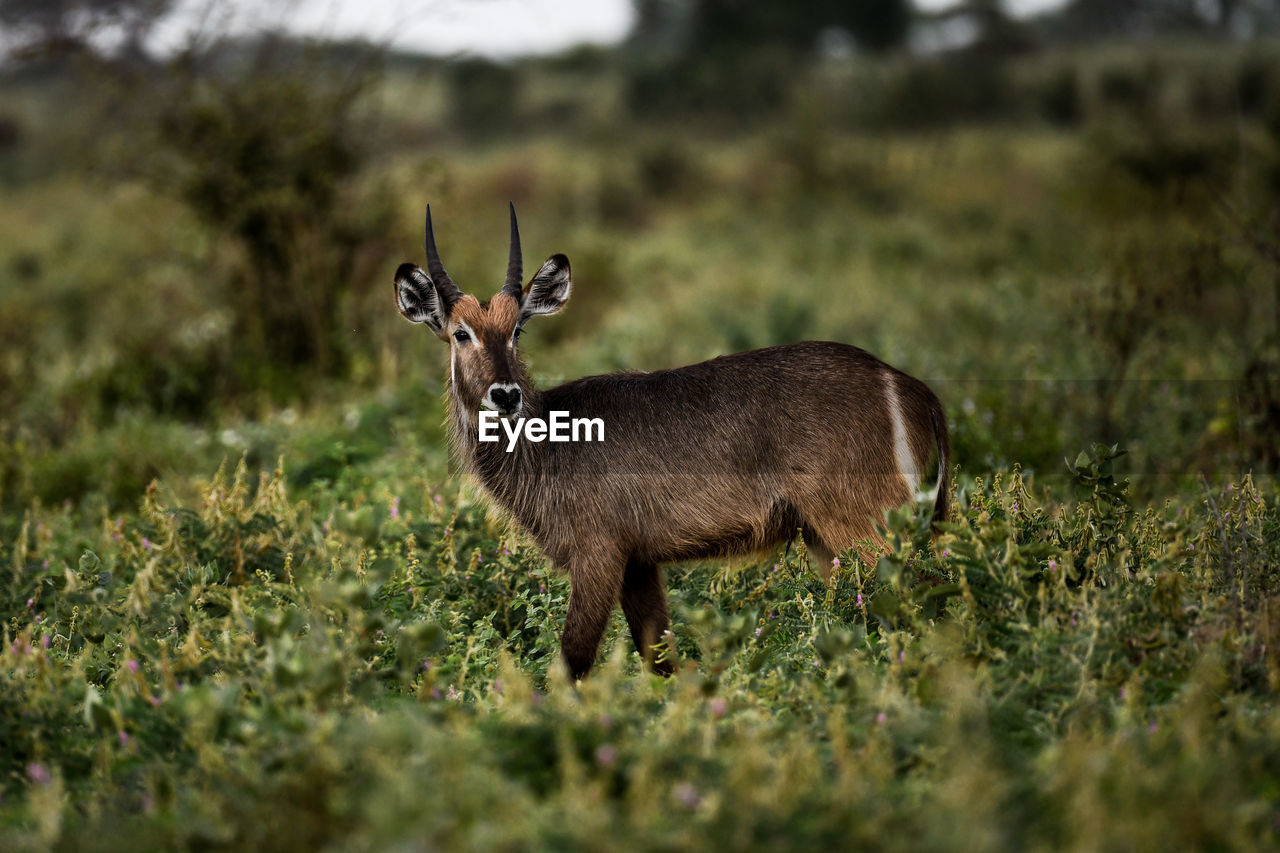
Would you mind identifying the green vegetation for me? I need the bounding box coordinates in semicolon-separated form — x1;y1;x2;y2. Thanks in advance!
2;22;1280;850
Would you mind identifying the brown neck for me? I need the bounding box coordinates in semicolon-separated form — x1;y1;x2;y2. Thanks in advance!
447;383;549;531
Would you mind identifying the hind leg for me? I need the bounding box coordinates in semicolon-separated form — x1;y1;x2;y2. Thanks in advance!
620;561;676;676
806;525;883;582
793;474;908;582
800;496;895;582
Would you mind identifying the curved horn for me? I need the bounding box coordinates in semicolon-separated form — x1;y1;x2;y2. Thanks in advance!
423;205;460;304
503;201;523;299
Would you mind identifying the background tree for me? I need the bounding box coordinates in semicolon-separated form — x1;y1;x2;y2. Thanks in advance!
0;0;170;59
625;0;912;117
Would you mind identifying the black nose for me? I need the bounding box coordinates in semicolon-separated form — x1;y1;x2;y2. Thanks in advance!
490;387;521;413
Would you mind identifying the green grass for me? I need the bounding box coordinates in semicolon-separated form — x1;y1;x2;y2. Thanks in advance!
1;446;1277;850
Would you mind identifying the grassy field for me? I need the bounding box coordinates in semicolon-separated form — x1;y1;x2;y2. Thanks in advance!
2;46;1280;849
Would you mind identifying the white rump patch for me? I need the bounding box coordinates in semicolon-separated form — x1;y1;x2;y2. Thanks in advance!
886;374;921;496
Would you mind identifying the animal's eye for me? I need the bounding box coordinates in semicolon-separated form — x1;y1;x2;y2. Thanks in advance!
453;329;470;344
512;327;523;344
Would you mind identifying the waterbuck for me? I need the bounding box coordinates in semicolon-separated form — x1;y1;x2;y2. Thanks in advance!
394;204;950;679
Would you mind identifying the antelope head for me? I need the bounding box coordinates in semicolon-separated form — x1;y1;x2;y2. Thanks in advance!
394;204;572;421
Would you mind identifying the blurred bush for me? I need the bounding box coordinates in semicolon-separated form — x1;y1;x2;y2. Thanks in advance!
149;37;395;389
447;58;522;139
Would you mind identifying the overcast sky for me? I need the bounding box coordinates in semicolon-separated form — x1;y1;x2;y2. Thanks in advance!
148;0;1070;58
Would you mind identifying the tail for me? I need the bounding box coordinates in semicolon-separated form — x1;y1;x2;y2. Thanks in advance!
929;399;950;528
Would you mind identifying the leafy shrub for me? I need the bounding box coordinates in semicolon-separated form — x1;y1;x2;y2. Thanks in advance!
149;37;396;390
1;444;1278;849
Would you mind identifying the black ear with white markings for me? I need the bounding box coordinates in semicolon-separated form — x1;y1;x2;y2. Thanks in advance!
395;263;452;339
521;254;572;320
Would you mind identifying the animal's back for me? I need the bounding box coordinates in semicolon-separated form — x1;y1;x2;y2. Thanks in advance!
538;341;943;565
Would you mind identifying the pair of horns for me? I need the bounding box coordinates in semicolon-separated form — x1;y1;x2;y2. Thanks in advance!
424;202;523;300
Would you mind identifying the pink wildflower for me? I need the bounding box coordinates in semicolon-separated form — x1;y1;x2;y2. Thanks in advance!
674;783;700;810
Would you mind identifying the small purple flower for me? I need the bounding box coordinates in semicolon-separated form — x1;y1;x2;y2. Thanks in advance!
25;598;33;610
539;583;546;594
855;593;864;607
876;712;887;725
502;547;511;556
446;686;460;701
421;660;432;672
40;635;50;649
1048;559;1058;571
141;537;153;551
709;697;728;718
941;549;950;558
1011;501;1019;511
390;496;401;520
595;744;618;766
831;557;840;569
118;731;130;746
897;650;905;664
127;660;139;674
150;695;162;707
26;763;50;784
674;783;700;810
1148;722;1158;734
754;626;763;637
431;688;442;700
812;659;820;668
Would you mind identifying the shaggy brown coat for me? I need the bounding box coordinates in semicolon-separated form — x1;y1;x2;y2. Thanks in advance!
395;208;949;679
